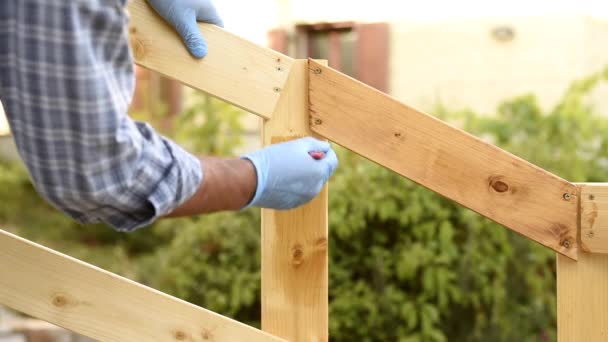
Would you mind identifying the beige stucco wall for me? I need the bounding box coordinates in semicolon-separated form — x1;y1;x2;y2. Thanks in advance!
268;0;608;116
389;16;608;115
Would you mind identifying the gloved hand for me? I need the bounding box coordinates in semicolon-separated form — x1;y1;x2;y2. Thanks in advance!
242;137;338;210
147;0;224;58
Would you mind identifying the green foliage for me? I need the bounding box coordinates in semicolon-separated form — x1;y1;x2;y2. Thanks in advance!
173;92;245;156
1;67;607;341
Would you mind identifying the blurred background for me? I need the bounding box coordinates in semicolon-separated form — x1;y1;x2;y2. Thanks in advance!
1;0;608;341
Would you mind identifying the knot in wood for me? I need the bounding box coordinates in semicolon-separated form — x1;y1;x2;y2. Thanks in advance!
291;244;304;267
201;329;213;340
173;330;187;340
52;294;68;308
131;38;146;61
315;237;328;250
489;177;509;193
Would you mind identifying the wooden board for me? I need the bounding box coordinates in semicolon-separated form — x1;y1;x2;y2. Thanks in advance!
557;252;608;341
579;183;608;253
127;0;294;119
261;60;329;341
308;60;578;259
0;229;285;342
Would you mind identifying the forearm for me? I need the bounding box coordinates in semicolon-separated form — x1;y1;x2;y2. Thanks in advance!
166;157;257;216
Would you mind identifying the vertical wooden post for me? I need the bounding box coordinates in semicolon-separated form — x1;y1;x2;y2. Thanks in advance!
261;60;329;342
557;253;608;341
557;184;608;341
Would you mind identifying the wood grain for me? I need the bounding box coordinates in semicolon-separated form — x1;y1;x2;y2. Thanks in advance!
127;0;293;119
557;252;608;341
261;60;329;341
579;183;608;253
0;229;285;342
308;59;578;259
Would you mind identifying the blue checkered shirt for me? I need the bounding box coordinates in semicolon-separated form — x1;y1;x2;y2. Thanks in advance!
0;0;203;231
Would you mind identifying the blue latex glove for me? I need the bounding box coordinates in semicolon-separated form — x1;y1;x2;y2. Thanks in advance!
242;137;338;210
147;0;224;58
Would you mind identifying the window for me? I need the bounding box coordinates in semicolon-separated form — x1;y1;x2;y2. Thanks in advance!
297;23;357;78
269;22;389;93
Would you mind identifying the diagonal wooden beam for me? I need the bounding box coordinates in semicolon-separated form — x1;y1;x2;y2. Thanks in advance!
308;60;579;259
127;0;293;119
0;229;286;342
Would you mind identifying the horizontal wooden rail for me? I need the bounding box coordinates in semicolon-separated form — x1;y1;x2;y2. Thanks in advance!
0;229;286;342
308;60;579;259
128;0;294;119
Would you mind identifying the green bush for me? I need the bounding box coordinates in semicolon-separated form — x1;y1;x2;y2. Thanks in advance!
1;68;607;341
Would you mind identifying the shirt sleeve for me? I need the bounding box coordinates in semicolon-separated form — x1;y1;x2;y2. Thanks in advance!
0;0;203;231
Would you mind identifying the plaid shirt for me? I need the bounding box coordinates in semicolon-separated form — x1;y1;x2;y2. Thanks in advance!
0;0;203;231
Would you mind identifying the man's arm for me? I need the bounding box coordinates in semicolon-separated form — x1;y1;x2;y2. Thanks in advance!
167;157;256;216
0;0;337;232
169;137;339;217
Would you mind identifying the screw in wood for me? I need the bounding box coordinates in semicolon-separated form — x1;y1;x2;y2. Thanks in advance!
313;68;322;74
273;87;281;92
562;239;572;249
314;118;323;125
589;194;596;200
563;193;571;201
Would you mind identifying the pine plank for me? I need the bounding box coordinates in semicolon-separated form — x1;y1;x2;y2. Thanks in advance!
0;229;285;342
308;60;578;259
261;60;329;341
127;0;294;119
557;252;608;341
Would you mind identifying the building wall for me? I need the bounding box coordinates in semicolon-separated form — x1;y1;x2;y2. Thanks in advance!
269;0;608;115
389;16;608;114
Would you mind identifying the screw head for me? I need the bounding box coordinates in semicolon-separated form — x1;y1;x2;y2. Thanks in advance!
563;193;572;201
313;68;322;74
562;239;572;249
589;194;596;200
273;87;281;92
314;118;323;125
